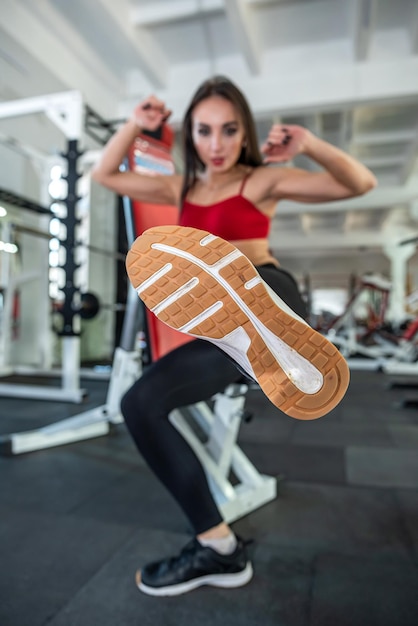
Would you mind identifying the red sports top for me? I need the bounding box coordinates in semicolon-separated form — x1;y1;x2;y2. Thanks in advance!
179;174;270;240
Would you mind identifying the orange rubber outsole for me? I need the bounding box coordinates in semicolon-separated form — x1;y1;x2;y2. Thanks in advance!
126;225;350;420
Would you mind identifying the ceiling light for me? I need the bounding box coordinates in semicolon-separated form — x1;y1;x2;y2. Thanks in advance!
0;241;18;253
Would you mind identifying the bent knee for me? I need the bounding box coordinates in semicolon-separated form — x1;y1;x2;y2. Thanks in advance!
120;382;162;433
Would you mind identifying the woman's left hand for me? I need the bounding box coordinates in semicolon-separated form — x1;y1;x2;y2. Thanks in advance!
261;124;312;163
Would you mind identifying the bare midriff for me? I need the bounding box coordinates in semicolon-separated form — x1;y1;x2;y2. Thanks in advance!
231;238;279;268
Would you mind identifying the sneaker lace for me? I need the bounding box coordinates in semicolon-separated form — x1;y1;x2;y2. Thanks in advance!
165;539;198;570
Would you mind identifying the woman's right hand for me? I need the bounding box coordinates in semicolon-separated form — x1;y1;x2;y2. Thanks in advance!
131;95;172;132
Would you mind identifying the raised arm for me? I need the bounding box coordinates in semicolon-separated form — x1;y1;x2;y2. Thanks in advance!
260;125;377;203
91;96;182;205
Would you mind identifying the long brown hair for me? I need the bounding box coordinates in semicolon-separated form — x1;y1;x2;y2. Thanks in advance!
180;76;263;207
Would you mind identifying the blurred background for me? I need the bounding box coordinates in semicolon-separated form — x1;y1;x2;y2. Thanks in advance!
1;0;418;366
1;3;418;626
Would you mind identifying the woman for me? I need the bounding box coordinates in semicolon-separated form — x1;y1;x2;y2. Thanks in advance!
92;76;376;597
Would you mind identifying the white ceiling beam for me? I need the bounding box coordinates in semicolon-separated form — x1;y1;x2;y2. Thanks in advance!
399;129;418;185
270;229;403;253
275;186;418;216
361;155;406;169
19;0;122;96
293;115;324;172
300;214;312;234
304;214;347;229
274;214;302;230
130;0;280;28
247;0;284;6
248;57;418;119
340;110;354;151
411;0;418;54
95;0;168;88
303;114;323;137
301;213;347;234
0;130;48;165
353;129;414;146
125;55;418;125
130;0;223;26
344;210;386;231
224;0;261;74
0;91;84;139
1;0;119;116
353;0;377;62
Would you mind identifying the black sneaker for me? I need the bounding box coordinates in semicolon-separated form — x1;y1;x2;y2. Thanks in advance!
136;537;253;596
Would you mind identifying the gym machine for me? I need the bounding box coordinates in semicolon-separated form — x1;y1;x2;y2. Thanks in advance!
0;97;277;525
0;91;134;452
0;92;90;402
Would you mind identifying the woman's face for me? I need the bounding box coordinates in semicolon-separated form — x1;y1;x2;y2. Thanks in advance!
191;95;245;174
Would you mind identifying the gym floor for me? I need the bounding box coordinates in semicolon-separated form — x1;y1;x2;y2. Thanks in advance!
0;368;418;626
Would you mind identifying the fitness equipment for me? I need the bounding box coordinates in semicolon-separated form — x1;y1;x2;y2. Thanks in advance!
0;221;138;452
52;291;100;321
0;190;53;378
0;93;124;401
323;273;418;368
1;102;277;527
382;234;418;377
380;234;418;406
0;92;90;401
0;91;132;454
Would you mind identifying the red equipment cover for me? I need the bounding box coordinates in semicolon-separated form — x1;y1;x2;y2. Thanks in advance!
128;126;194;361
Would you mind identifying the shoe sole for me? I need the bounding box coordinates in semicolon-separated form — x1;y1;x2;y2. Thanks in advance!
126;225;350;420
136;563;253;597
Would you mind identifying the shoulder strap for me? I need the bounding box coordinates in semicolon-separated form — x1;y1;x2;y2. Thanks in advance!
238;170;252;195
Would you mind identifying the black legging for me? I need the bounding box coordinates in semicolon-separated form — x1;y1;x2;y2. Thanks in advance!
121;265;307;534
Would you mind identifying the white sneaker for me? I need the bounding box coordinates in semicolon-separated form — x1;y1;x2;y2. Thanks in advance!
126;225;350;420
